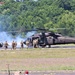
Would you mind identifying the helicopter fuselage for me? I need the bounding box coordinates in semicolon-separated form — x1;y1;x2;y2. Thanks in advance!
24;32;75;48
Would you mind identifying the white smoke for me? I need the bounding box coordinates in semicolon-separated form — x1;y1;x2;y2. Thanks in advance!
0;31;36;48
0;15;36;48
0;31;25;42
0;31;25;47
0;32;12;42
0;15;26;47
26;31;36;37
0;31;36;42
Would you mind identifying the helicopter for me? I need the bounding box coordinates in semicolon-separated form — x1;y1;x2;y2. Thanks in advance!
23;28;75;48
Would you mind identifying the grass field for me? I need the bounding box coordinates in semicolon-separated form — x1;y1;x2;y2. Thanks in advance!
0;48;75;71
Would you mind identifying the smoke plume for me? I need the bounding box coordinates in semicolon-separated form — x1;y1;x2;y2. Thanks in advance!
0;15;36;48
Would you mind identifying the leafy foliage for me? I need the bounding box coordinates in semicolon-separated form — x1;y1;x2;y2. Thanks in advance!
0;0;75;36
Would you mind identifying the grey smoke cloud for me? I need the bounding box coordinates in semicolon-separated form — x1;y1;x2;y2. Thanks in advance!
0;15;36;48
26;31;36;37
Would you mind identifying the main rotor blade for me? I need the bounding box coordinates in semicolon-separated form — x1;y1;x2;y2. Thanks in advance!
49;28;67;30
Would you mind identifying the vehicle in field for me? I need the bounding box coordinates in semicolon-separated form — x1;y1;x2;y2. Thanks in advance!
23;28;75;48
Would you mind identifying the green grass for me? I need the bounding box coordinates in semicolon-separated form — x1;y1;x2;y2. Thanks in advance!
0;48;75;58
0;48;75;71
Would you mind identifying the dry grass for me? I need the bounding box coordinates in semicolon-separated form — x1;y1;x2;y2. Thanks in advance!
0;48;75;71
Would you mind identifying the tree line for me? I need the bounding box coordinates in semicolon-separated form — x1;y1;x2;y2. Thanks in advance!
0;0;75;37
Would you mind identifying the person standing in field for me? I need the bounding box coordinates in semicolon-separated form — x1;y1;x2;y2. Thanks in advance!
4;41;9;50
20;40;24;49
12;41;15;50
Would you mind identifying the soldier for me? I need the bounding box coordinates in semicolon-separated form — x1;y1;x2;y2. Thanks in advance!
20;40;24;49
33;39;39;48
25;40;30;48
4;41;9;50
12;41;15;50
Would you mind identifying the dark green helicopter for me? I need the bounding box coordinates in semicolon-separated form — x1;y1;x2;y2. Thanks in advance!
23;28;75;48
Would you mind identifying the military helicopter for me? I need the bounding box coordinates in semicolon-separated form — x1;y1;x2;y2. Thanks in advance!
23;28;75;48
